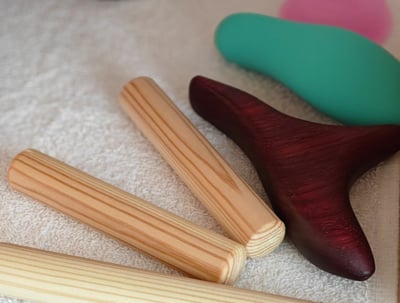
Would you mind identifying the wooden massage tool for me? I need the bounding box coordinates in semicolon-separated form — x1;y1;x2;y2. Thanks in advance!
189;75;400;281
8;149;246;285
0;243;313;303
119;77;285;258
4;79;298;301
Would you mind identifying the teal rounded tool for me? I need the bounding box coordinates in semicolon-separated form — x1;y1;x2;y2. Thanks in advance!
215;13;400;125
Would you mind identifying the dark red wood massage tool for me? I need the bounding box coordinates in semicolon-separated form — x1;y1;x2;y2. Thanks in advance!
189;75;400;281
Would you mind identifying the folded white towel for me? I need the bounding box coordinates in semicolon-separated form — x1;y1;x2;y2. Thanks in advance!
0;1;398;302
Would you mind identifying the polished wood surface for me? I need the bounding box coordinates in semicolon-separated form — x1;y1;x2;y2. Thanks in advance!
8;149;247;284
189;75;400;280
0;243;313;303
119;77;284;258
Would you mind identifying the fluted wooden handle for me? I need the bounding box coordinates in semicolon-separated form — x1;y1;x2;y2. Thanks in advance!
119;77;284;258
0;243;313;303
8;149;247;284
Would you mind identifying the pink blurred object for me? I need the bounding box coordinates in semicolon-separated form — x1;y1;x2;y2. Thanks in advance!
280;0;393;44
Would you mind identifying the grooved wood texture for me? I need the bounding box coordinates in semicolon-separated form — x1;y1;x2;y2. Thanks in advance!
8;149;247;284
189;75;400;281
119;77;284;258
0;243;313;303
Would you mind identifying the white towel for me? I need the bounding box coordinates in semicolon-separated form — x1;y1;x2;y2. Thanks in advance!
0;1;398;302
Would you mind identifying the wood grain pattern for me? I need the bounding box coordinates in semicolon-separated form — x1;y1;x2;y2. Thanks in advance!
119;77;284;258
189;75;400;281
7;149;247;285
0;243;313;303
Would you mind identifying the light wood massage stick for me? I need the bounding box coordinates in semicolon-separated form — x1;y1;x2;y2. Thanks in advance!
119;77;285;258
0;243;313;303
8;149;246;284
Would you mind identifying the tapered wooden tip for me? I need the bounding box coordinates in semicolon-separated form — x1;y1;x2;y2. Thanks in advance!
189;75;400;280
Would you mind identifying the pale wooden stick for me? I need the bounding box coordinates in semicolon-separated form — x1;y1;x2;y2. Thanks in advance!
7;149;247;285
119;77;285;258
0;243;313;303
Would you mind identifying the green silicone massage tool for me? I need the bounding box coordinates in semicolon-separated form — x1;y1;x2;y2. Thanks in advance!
215;13;400;125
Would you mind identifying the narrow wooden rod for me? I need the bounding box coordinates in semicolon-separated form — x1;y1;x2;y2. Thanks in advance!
119;77;285;258
8;149;247;284
0;243;313;303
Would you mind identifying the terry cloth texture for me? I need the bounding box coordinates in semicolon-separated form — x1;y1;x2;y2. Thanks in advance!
0;1;399;302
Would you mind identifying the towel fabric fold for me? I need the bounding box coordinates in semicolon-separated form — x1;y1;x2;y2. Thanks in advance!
0;1;398;302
